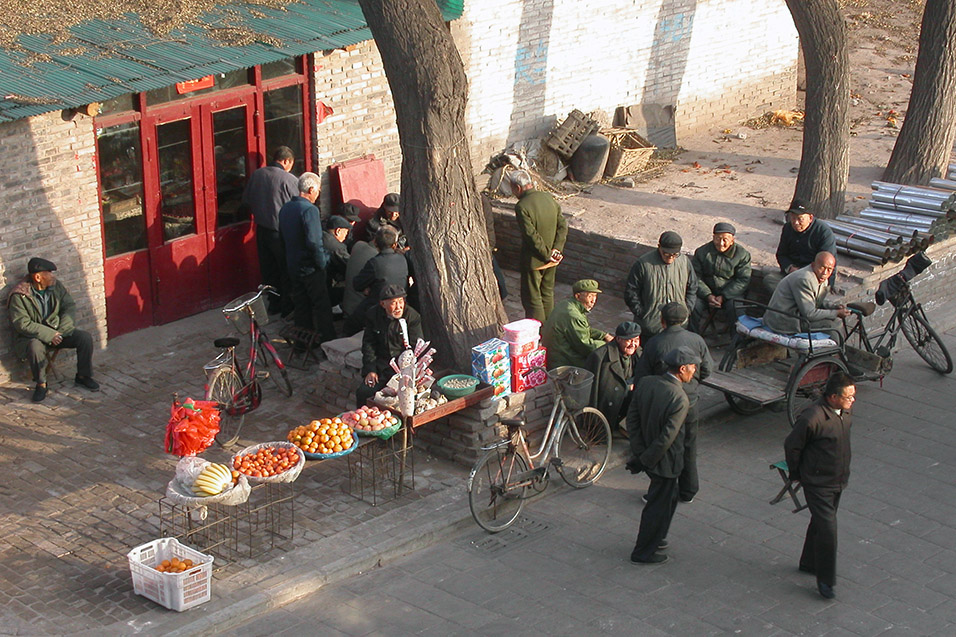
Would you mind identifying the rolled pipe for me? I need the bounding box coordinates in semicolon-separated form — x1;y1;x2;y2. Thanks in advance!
869;201;952;219
929;178;956;191
870;192;951;211
859;208;936;227
837;246;888;265
835;216;918;239
825;220;901;245
871;182;955;203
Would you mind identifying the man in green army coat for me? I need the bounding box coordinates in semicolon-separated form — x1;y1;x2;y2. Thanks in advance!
511;170;568;322
585;321;642;436
690;222;752;332
541;279;614;369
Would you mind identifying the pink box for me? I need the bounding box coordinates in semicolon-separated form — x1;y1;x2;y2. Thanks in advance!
511;347;548;393
508;337;540;357
502;318;541;344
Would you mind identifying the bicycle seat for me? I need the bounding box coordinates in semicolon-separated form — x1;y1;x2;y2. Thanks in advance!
214;337;241;349
500;418;525;429
847;301;876;317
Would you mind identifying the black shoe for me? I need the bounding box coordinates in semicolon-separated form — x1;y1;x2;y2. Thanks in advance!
679;496;695;504
658;539;669;551
75;376;100;392
817;581;835;599
31;384;48;403
799;564;815;575
631;553;669;565
642;493;649;503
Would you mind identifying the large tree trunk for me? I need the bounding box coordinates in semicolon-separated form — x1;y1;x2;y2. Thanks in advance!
358;0;506;371
785;0;850;219
883;0;956;185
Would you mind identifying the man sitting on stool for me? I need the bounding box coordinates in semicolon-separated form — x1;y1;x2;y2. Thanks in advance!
356;284;423;408
8;257;100;403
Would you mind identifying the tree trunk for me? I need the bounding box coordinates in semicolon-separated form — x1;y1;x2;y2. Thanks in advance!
785;0;850;219
358;0;507;371
883;0;956;185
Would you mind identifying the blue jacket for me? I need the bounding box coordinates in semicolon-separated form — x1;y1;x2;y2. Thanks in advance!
241;163;298;231
279;196;329;277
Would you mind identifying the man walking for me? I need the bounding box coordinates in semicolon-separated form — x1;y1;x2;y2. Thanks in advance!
512;170;568;322
784;372;855;599
626;346;699;564
242;146;298;315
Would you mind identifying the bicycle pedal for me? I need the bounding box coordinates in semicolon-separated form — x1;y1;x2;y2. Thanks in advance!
255;370;271;380
549;457;564;468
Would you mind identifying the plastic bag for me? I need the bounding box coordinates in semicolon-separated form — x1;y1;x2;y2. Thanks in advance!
165;456;251;507
165;397;221;456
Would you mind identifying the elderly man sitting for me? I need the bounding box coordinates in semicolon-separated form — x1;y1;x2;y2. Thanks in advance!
690;222;751;333
585;321;642;436
541;279;614;369
764;251;849;341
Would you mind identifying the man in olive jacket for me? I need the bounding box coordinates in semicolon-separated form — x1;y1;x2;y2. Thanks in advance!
626;346;698;564
690;222;752;332
784;372;855;600
512;170;568;321
541;279;613;369
624;231;697;338
8;257;99;403
585;321;642;433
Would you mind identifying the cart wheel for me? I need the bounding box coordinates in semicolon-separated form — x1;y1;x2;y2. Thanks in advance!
786;357;848;427
719;347;764;415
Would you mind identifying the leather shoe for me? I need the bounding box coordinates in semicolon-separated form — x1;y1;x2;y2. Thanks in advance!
631;553;669;565
817;581;835;599
75;376;100;392
658;539;669;550
679;496;695;504
31;384;48;403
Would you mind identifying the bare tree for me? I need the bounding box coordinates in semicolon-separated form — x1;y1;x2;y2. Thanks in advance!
357;0;506;370
786;0;851;219
883;0;956;185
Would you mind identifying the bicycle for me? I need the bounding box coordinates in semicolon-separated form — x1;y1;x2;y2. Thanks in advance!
467;366;612;533
204;285;294;446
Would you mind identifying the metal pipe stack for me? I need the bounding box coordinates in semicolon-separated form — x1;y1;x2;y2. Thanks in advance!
824;179;956;266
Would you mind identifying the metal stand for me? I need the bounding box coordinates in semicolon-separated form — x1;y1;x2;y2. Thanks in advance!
347;435;415;506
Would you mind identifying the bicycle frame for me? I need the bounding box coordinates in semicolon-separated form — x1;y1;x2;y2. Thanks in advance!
845;285;918;355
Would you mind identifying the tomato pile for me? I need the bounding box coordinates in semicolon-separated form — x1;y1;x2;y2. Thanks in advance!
288;418;354;455
233;445;301;478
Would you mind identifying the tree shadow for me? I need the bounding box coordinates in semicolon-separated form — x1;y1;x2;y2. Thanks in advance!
506;0;555;146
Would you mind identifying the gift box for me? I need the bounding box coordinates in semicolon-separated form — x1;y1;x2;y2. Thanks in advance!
508;336;540;357
490;376;511;400
511;347;548;393
472;338;510;375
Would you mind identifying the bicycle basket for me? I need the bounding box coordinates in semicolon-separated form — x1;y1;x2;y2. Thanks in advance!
546;366;594;410
223;291;269;334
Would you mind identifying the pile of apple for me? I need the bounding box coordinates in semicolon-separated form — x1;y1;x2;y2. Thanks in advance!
339;405;400;433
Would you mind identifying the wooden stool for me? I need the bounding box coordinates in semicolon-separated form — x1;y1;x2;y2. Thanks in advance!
279;325;322;369
769;460;808;513
45;348;63;381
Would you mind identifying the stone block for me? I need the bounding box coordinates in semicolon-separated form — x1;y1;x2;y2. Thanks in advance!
321;333;363;367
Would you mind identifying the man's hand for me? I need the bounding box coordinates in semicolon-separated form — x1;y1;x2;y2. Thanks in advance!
707;294;723;308
364;372;379;387
836;306;850;319
51;333;63;346
550;249;563;263
603;333;614;343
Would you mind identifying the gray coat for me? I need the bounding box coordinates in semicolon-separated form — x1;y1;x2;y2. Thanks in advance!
764;266;840;334
241;163;298;231
633;325;713;406
626;374;689;478
624;251;697;337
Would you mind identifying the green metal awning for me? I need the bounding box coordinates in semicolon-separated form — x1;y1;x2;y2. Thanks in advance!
0;0;464;123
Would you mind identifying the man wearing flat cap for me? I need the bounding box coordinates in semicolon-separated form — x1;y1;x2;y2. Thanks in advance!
625;231;697;338
356;284;423;408
634;302;714;503
627;346;699;564
541;279;614;369
8;258;100;403
323;215;353;310
363;193;407;251
585;321;642;435
766;198;837;291
690;222;752;333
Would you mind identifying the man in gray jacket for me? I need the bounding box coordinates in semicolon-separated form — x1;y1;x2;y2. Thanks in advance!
764;252;849;341
624;231;697;338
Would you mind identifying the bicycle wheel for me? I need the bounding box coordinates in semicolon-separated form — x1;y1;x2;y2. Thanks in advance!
719;348;764;415
468;446;528;533
786;357;848;427
557;407;612;488
205;367;245;446
901;312;953;374
257;335;294;397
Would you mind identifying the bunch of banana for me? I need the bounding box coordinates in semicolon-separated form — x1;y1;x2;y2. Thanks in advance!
192;462;233;496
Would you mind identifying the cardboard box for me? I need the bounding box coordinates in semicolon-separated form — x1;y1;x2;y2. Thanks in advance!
511;347;548;393
475;361;511;386
472;338;510;376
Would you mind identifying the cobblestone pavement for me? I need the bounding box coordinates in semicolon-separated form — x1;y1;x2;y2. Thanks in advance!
230;333;956;636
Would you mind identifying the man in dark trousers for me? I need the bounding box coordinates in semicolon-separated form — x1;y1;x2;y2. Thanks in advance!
511;170;568;322
633;302;714;503
278;172;336;343
353;226;410;327
626;346;699;565
242;146;298;315
585;321;642;435
690;222;752;332
356;284;423;408
784;372;855;600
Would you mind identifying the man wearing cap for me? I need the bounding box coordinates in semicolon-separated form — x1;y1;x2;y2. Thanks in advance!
541;280;614;369
356;284;423;408
242;146;298;316
342;239;378;336
511;170;568;322
323;215;352;310
624;231;697;338
353;226;410;328
585;321;642;434
8;258;100;402
364;193;407;251
626;346;699;564
690;222;752;333
333;202;362;250
764;251;849;341
279;172;337;343
633;302;714;503
766;198;838;291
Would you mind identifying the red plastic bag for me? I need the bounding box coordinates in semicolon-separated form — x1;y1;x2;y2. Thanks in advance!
164;397;221;456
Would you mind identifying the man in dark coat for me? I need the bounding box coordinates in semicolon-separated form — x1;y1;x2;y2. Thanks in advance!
241;146;298;315
512;170;568;321
690;222;752;332
585;321;641;434
633;302;714;503
8;257;100;403
342;240;377;336
766;198;838;291
323;215;352;309
356;284;423;408
624;231;697;338
626;346;699;564
353;225;410;327
278;172;336;343
784;372;855;600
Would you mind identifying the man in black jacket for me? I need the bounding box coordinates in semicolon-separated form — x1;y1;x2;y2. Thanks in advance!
323;216;352;309
784;372;855;599
585;321;642;434
353;226;410;327
627;346;699;565
766;198;838;291
356;285;423;408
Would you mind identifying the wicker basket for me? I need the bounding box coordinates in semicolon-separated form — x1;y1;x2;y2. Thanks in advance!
545;110;600;159
602;128;656;178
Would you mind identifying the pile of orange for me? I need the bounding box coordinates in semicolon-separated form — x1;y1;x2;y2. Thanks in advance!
233;445;301;477
155;557;194;573
288;418;354;455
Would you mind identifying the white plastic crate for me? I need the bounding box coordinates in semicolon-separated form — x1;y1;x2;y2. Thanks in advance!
127;537;213;611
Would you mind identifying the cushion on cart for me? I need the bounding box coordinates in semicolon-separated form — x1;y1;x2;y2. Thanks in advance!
735;316;838;351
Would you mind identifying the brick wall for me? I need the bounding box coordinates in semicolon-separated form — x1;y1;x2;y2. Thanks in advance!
0;111;105;379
